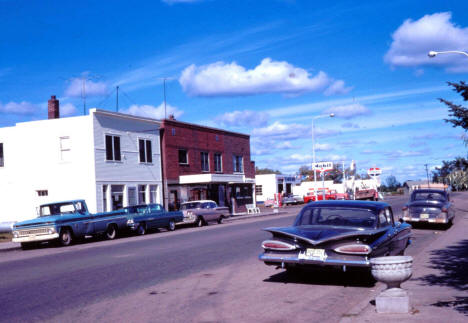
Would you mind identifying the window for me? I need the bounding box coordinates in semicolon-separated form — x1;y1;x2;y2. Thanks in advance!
149;185;158;203
215;135;219;141
103;185;108;212
139;139;153;163
37;190;48;197
138;185;147;204
255;185;263;196
59;136;71;162
214;153;222;172
128;187;137;206
171;128;176;136
201;152;209;172
105;135;121;161
233;155;243;173
178;149;188;165
0;143;3;167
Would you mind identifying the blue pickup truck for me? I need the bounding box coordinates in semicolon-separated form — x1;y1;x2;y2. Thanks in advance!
12;200;128;249
122;203;183;235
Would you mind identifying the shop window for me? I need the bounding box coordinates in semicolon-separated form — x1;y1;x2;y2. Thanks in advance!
128;187;137;206
105;135;121;161
138;185;147;204
179;149;188;165
103;185;108;212
149;185;158;203
139;139;153;163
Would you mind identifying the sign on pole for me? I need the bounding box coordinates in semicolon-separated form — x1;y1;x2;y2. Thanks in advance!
312;162;333;172
367;167;382;176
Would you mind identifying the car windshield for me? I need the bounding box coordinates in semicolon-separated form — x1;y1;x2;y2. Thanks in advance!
297;207;377;228
412;192;445;202
180;202;201;210
40;203;76;216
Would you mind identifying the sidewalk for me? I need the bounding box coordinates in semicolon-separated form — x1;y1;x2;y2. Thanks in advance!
342;212;468;322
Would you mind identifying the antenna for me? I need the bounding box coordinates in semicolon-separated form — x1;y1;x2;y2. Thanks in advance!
116;86;119;112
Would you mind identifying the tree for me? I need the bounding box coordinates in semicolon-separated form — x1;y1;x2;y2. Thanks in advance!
383;175;401;192
441;81;468;144
255;166;281;175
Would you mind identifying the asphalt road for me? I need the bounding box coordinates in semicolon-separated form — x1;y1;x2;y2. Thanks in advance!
0;195;459;322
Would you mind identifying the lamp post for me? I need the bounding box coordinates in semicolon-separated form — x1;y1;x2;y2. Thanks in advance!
312;113;335;200
428;50;468;58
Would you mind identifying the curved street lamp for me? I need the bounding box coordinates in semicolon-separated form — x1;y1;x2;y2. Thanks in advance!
428;50;468;58
312;113;335;200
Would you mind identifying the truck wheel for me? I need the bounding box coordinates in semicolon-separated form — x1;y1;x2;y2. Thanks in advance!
137;223;146;235
105;224;117;240
168;220;176;231
196;217;204;227
58;228;73;246
217;216;224;224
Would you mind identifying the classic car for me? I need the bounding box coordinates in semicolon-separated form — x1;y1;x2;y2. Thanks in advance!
402;189;455;225
12;200;128;249
178;200;229;226
259;200;411;272
121;203;183;235
303;190;335;203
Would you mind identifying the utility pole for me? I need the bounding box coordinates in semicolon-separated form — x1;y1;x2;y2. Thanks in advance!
116;86;119;112
425;164;430;186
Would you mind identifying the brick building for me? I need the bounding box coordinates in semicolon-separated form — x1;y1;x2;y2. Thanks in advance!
161;117;256;214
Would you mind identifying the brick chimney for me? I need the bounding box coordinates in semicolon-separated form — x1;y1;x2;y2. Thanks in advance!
48;95;59;119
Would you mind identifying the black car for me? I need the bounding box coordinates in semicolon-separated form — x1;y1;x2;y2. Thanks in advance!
259;200;411;272
402;189;454;226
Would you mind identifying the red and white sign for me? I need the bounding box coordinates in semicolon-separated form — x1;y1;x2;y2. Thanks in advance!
367;167;382;176
312;162;333;172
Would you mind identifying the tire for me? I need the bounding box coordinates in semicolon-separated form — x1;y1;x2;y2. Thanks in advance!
196;217;204;227
217;216;224;224
105;224;117;240
21;242;37;250
168;220;176;231
58;228;73;246
137;223;146;236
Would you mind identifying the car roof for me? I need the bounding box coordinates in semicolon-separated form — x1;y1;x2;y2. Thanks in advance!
305;200;389;211
181;200;215;204
412;189;446;194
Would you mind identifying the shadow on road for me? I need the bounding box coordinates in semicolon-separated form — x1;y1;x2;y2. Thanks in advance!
409;222;452;231
416;239;468;315
264;267;376;288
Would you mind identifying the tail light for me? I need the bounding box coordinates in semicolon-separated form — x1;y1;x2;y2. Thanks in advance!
334;244;372;255
261;240;296;251
441;207;448;213
402;206;408;211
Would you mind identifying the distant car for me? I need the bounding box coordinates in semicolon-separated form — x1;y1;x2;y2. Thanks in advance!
402;189;454;226
179;200;229;227
264;199;276;208
304;190;334;203
121;204;183;235
259;200;412;272
282;194;304;205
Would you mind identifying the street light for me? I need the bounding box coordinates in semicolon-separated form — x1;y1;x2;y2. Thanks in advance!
428;50;468;58
312;113;335;200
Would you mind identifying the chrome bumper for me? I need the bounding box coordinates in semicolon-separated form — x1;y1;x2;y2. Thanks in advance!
12;233;59;243
259;253;370;268
403;216;449;224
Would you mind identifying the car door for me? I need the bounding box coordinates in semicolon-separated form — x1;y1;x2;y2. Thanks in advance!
374;208;394;256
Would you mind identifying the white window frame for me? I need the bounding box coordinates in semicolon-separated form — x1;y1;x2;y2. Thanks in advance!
233;155;244;173
138;138;153;164
201;152;209;172
214;153;222;173
178;149;189;165
105;134;122;162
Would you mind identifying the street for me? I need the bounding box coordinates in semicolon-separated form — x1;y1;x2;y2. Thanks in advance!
0;193;466;322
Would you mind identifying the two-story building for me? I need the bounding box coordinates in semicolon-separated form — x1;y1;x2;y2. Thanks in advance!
161;117;256;214
0;96;163;222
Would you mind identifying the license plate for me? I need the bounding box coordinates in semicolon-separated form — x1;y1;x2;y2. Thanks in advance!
420;213;429;219
298;248;327;261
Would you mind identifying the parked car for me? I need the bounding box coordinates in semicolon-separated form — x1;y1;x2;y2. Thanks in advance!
303;190;334;203
121;204;183;235
178;200;229;227
402;189;454;226
282;194;304;205
259;200;411;272
354;188;379;201
12;200;128;249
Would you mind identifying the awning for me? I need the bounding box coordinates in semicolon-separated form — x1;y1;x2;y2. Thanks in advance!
179;173;254;184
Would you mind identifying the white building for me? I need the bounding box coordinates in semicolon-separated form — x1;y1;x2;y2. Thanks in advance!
255;174;298;202
0;97;163;222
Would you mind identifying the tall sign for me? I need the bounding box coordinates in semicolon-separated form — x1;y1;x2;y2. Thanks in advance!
312;162;333;172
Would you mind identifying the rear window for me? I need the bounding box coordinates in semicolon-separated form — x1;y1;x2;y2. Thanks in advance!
412;192;445;202
180;202;201;210
297;207;377;228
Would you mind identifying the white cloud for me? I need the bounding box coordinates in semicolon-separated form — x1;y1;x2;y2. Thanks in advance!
216;110;269;127
324;80;353;96
0;101;38;115
179;58;350;97
65;78;108;98
341;122;360;129
325;103;370;119
384;12;468;73
252;121;309;140
60;103;78;116
315;143;332;151
121;102;183;120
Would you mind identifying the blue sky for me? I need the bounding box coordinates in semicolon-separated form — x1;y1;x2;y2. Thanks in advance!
1;0;467;182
